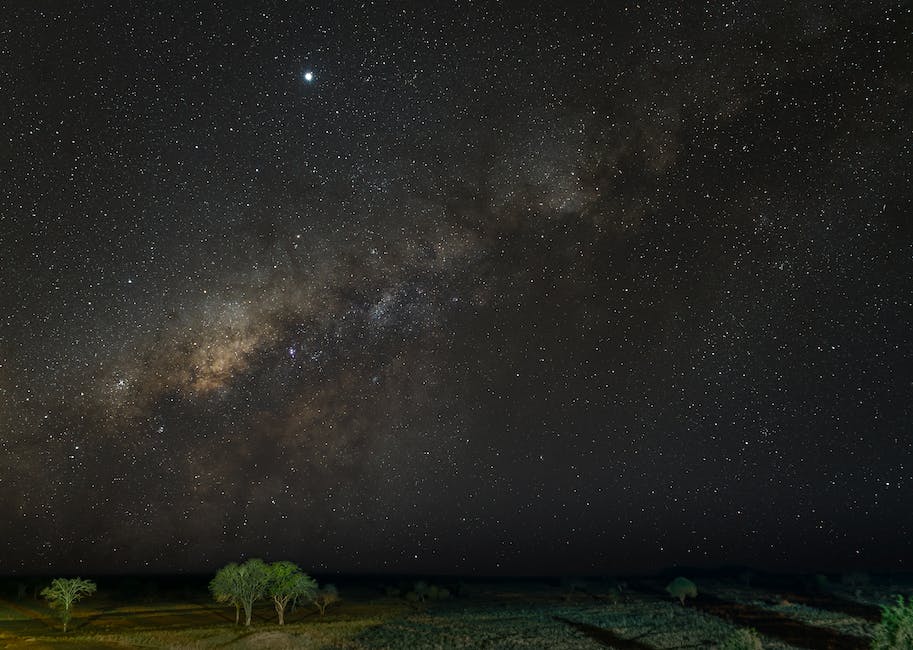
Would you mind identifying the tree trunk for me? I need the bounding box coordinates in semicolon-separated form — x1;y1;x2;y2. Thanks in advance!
244;602;252;626
274;596;289;625
234;603;240;624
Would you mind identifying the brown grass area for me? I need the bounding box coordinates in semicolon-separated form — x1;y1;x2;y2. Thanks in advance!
0;594;406;649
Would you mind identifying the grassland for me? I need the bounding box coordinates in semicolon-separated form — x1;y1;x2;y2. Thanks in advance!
0;574;909;649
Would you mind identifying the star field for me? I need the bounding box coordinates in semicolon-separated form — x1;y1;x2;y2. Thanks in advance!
0;1;911;575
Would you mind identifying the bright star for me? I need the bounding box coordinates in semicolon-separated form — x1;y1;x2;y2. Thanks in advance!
302;71;315;83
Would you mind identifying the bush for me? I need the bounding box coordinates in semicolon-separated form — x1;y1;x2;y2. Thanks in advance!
813;573;831;591
665;576;697;605
561;578;588;601
719;628;763;650
738;571;754;587
602;590;620;605
312;584;340;615
841;571;870;588
405;581;450;603
872;596;913;650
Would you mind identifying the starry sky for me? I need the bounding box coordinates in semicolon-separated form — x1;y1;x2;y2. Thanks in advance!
1;1;911;576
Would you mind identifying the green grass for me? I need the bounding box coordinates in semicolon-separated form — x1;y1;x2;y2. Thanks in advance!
701;579;879;638
350;605;603;649
2;581;895;649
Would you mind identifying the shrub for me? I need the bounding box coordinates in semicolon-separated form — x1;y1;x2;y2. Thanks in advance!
561;578;588;601
312;584;340;615
738;570;754;587
813;573;831;591
665;576;697;605
405;581;449;603
872;595;913;650
719;628;763;650
601;590;620;605
842;571;870;588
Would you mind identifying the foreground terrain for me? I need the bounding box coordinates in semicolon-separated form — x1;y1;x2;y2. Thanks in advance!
0;574;908;649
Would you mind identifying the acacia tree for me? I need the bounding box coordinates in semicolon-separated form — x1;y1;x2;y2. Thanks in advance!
266;561;317;625
40;578;97;633
210;559;271;626
210;563;242;624
312;584;340;615
666;576;698;606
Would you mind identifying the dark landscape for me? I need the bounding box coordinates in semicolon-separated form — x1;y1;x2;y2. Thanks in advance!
1;570;911;649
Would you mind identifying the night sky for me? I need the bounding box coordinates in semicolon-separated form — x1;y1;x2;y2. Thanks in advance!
1;2;911;576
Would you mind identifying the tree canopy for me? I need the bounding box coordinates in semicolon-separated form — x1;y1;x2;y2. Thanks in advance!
265;561;317;625
209;559;271;626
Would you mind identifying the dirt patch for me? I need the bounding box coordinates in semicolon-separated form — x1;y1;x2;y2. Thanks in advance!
221;630;313;649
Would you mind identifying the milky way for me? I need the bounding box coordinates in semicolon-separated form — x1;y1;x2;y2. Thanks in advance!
1;2;911;574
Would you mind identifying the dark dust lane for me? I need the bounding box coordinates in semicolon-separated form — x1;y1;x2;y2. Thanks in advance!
553;616;654;650
629;584;869;650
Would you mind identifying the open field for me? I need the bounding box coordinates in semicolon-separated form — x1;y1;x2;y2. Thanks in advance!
0;574;910;649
